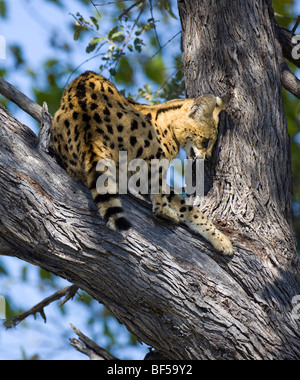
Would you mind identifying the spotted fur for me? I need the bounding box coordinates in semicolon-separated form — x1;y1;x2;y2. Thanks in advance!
51;71;233;255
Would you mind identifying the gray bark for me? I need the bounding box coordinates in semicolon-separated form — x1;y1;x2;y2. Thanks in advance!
0;77;43;122
179;0;297;256
0;0;300;360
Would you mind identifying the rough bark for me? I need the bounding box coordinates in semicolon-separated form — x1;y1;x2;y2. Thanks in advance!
0;0;300;360
177;0;300;356
179;0;298;255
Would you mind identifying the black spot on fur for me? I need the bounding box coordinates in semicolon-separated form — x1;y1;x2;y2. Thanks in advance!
117;102;125;110
106;125;113;134
94;113;102;123
130;136;137;147
79;100;87;112
83;113;91;122
91;103;98;110
136;147;143;158
76;82;86;99
103;107;111;116
115;217;131;231
104;207;124;222
94;193;117;204
131;120;139;131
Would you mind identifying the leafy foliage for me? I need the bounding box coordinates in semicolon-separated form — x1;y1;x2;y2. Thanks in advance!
69;0;183;102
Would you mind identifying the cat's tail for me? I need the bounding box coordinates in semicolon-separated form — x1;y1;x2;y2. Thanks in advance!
86;150;131;232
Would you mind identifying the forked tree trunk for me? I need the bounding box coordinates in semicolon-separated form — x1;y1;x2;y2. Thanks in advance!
0;0;299;360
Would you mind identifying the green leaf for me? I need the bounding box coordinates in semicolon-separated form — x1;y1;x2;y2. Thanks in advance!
134;38;144;53
9;45;25;68
144;55;166;85
0;1;7;18
90;16;99;31
112;31;125;43
108;27;125;43
158;0;177;19
115;58;133;84
73;24;85;41
86;37;103;53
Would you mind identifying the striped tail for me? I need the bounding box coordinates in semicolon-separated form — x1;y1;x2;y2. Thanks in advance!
86;154;131;232
89;186;132;232
91;189;131;231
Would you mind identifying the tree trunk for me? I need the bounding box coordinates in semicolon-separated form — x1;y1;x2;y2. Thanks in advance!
177;0;300;355
0;0;300;360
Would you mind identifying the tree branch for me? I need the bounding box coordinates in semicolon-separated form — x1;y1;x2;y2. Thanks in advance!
70;324;119;360
0;77;53;153
275;38;300;99
117;0;145;20
4;285;78;329
281;60;300;98
70;324;167;360
0;77;43;122
275;22;300;68
291;16;300;34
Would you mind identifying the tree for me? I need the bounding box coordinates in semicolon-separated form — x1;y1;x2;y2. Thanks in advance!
0;0;300;360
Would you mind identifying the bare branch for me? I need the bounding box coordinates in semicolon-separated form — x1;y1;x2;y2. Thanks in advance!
275;38;300;99
60;286;80;306
70;324;119;360
281;61;300;99
291;15;300;34
0;77;42;122
275;22;300;68
117;0;145;20
4;286;78;329
149;0;161;49
0;77;53;153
